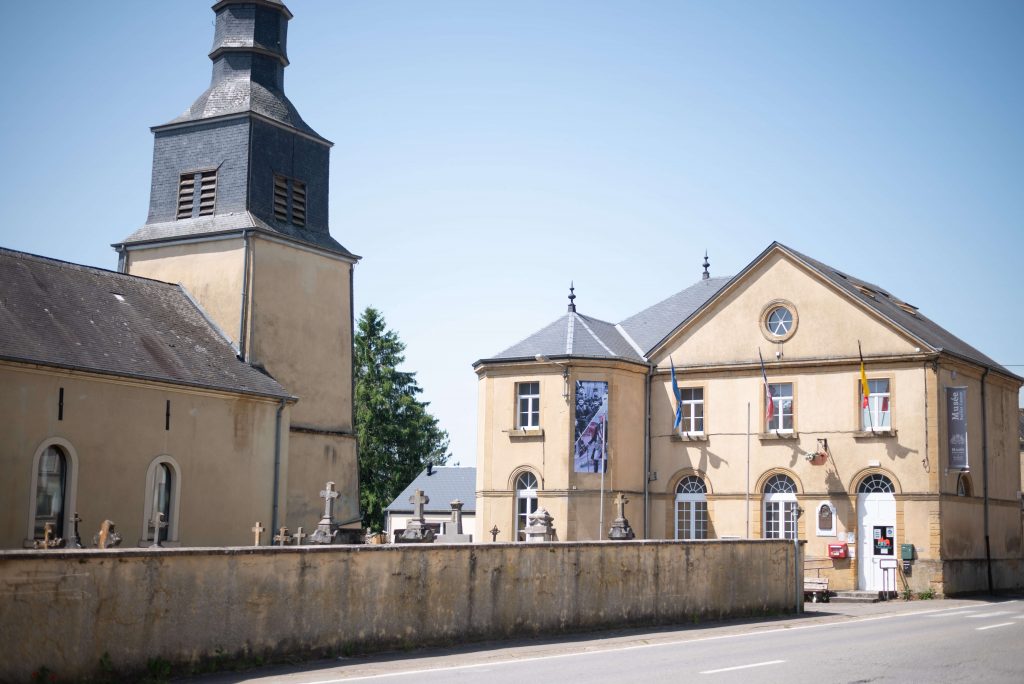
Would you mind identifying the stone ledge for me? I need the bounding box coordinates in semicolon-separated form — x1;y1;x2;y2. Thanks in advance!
853;429;898;439
758;431;800;441
671;433;709;444
507;427;544;440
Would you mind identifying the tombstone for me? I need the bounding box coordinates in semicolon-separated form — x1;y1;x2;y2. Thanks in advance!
490;525;500;542
398;489;435;543
293;527;307;546
273;527;292;546
93;520;122;549
67;512;83;549
252;521;265;546
33;522;64;549
524;507;555;543
435;499;472;543
149;511;168;548
308;481;341;545
608;492;636;540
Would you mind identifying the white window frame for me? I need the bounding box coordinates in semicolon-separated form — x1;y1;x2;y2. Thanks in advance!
861;378;891;431
763;474;798;540
140;455;182;546
515;471;539;541
516;381;541;429
674;476;709;540
767;382;794;433
679;387;705;436
25;438;79;546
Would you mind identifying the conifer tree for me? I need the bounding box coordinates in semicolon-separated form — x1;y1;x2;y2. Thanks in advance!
354;307;450;532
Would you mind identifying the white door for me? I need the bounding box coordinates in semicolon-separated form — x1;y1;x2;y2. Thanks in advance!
857;491;896;591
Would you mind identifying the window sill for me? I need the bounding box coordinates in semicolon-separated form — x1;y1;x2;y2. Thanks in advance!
507;428;544;440
758;431;799;441
671;433;708;444
853;429;898;439
137;540;181;548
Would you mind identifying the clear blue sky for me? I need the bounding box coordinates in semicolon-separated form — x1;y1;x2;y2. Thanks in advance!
2;1;1021;466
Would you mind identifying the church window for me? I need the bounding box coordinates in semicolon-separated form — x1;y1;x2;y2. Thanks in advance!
516;382;540;429
273;174;307;227
33;446;67;539
176;170;217;219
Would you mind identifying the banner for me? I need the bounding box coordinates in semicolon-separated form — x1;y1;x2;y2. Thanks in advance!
574;381;608;473
946;386;968;470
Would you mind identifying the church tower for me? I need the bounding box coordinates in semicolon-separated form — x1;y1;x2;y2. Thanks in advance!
114;0;361;535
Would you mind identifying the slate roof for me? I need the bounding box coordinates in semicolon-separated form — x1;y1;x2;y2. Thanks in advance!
385;467;477;514
0;248;292;400
619;276;732;355
480;311;644;364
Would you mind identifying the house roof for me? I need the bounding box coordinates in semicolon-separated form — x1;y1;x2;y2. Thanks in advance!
476;311;644;365
385;467;477;514
619;276;732;355
0;248;292;400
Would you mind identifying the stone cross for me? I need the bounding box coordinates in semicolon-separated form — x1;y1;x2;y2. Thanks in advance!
614;493;629;520
320;481;340;519
490;525;500;542
397;489;434;543
274;527;291;546
252;521;265;546
149;512;167;548
448;500;465;536
67;512;83;549
409;489;429;519
293;527;306;545
608;491;635;540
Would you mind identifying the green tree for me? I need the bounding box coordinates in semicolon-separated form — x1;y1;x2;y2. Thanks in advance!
355;307;450;532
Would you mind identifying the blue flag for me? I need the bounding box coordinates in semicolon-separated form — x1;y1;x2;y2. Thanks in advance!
670;356;683;430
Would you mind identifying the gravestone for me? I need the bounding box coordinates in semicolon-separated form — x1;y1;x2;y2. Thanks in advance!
67;512;83;549
252;521;265;546
525;507;554;542
149;512;167;548
398;489;435;543
308;481;341;545
608;492;635;540
435;499;472;543
93;520;122;549
273;527;292;546
490;525;500;542
33;522;64;549
293;527;306;545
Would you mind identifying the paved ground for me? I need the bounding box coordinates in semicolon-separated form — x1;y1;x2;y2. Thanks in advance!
186;595;1024;683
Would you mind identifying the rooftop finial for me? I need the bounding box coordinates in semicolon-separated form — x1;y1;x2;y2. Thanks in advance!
568;282;577;313
702;251;710;280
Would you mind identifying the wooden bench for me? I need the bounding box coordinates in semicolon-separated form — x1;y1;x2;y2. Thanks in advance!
804;576;830;603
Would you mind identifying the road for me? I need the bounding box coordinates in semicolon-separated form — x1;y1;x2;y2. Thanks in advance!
191;597;1024;683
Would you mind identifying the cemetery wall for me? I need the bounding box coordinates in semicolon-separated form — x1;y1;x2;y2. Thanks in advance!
0;539;800;682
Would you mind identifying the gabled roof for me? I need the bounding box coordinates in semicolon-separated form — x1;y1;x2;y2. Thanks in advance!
477;311;644;365
619;276;731;355
385;467;477;514
0;248;292;400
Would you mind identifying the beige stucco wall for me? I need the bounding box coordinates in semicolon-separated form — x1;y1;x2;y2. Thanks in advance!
0;362;285;549
125;238;245;346
476;360;647;541
0;540;801;682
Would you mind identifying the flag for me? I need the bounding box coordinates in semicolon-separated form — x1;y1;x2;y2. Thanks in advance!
758;348;774;423
670;356;683;430
858;342;870;409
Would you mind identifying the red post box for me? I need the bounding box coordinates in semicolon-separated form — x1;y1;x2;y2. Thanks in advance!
828;543;848;559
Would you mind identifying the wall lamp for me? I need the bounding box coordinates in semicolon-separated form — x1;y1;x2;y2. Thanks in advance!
535;354;570;400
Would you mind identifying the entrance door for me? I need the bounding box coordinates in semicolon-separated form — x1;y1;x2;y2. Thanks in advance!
857;474;896;591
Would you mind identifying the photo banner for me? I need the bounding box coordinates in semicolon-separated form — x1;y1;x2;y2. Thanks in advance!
574;381;608;473
946;386;968;470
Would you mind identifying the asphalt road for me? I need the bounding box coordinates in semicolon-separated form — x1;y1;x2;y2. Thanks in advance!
190;597;1024;684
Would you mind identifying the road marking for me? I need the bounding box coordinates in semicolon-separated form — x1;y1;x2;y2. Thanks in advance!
928;610;977;617
976;622;1015;631
297;604;1014;684
700;660;786;675
965;611;1011;619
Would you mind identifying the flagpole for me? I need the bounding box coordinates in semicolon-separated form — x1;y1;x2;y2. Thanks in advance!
746;401;751;539
599;426;606;540
859;340;874;432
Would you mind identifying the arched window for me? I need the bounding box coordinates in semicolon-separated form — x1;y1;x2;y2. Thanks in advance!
675;475;708;540
956;473;971;497
143;457;181;544
763;474;798;540
515;471;539;541
857;474;895;494
153;464;172;542
34;446;67;539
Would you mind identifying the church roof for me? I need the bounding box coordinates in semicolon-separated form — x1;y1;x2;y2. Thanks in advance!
385;467;477;514
0;248;292;400
480;311;645;365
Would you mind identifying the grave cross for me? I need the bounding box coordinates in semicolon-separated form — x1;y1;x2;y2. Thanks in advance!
490;525;500;542
320;481;340;519
252;521;265;546
149;512;168;548
68;512;83;549
614;493;629;520
409;489;429;520
274;527;292;546
293;527;306;545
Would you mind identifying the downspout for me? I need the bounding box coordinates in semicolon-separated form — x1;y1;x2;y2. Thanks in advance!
271;398;286;537
238;230;252;360
981;367;992;593
643;363;653;539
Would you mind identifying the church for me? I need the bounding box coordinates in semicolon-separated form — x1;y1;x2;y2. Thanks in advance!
0;0;361;547
474;243;1023;595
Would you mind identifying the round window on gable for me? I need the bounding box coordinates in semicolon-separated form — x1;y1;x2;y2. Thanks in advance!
760;300;799;342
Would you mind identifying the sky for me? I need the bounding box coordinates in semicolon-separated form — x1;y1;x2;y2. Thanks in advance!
1;1;1021;466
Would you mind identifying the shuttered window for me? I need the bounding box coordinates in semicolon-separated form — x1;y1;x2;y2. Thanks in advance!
176;174;195;219
291;180;306;227
273;175;289;222
197;171;216;216
177;170;217;219
272;174;308;227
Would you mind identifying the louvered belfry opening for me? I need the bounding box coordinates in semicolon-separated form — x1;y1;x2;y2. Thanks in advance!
176;170;217;220
273;175;289;222
273;174;306;227
291;180;306;227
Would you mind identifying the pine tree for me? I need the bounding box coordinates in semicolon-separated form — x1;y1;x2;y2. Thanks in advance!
354;307;450;532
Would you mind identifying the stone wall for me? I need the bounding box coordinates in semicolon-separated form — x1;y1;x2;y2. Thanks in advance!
0;540;800;682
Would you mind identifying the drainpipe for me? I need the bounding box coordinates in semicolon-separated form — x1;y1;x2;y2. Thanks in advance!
981;367;992;593
271;398;286;536
238;230;252;360
643;364;653;539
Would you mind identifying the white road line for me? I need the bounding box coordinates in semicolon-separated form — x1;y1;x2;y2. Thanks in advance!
928;610;977;617
965;611;1011;619
700;660;786;675
976;622;1015;631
